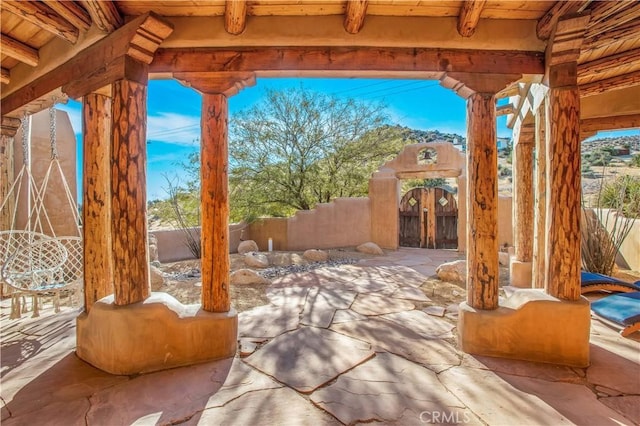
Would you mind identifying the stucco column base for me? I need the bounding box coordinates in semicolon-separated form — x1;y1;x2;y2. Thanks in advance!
458;289;590;367
76;292;238;375
509;259;533;288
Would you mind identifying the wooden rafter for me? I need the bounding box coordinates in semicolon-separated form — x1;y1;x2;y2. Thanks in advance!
579;71;640;97
344;0;368;34
581;114;640;134
537;1;591;40
0;34;39;67
82;0;123;33
1;68;9;85
224;0;247;35
578;48;640;78
1;12;173;116
457;0;486;37
151;47;544;75
2;0;79;43
45;0;92;32
582;17;640;51
585;0;639;38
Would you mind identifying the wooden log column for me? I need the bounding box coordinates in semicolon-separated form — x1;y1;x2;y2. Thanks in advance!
544;13;590;301
201;93;231;313
178;73;256;313
82;89;114;311
466;92;499;310
513;123;535;263
532;102;547;289
111;79;150;305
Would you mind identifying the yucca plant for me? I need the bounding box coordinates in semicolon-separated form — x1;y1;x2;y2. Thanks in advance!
581;172;637;276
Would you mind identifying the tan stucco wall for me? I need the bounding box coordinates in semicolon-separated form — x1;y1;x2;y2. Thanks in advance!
12;109;77;237
247;218;288;251
498;196;514;249
76;292;238;375
287;197;371;250
594;209;640;271
459;289;591;367
369;172;400;249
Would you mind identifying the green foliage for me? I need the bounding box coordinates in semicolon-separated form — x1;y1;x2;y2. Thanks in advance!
631;154;640;168
423;178;447;188
227;86;406;222
599;175;640;219
583;148;612;167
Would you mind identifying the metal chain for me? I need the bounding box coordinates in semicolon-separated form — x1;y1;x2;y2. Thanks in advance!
21;111;29;166
49;99;58;160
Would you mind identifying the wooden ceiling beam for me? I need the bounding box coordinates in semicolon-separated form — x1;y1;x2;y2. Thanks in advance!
579;71;640;97
0;34;39;67
45;0;92;32
82;0;123;32
224;0;247;35
583;17;640;51
150;47;544;75
578;48;640;78
585;0;638;38
537;1;592;40
581;113;640;134
457;0;486;37
1;12;173;117
2;1;79;43
1;68;9;85
344;0;368;34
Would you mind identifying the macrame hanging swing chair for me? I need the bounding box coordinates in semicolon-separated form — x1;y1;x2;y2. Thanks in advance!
0;103;83;319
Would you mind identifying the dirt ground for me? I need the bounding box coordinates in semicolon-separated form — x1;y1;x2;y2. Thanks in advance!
156;249;520;313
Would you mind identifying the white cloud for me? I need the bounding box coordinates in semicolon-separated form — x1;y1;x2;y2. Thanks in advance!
147;112;200;146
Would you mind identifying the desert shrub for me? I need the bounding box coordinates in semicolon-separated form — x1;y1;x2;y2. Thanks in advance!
631;154;640;168
582;176;637;275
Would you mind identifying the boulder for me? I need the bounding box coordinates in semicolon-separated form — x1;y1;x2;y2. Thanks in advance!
356;242;384;255
303;249;329;262
148;234;159;263
435;260;466;284
150;264;165;291
244;252;270;268
230;269;270;285
238;240;259;254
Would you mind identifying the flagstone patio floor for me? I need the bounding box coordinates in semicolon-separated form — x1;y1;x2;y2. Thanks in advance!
1;248;638;425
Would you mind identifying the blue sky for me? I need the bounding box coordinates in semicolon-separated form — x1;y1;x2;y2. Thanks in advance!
57;78;638;201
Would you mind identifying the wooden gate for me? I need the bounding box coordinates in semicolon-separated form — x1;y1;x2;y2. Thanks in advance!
399;187;458;249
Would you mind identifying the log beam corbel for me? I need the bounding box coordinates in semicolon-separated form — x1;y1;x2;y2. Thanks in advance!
457;0;486;37
1;68;10;85
344;0;368;34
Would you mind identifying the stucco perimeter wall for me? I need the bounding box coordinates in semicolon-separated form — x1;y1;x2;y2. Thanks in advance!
287;198;371;250
247;218;288;252
152;223;247;262
498;196;513;248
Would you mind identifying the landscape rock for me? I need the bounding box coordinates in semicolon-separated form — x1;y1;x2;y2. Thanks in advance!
303;249;329;262
356;242;384;255
230;269;270;285
436;259;466;284
237;240;259;254
424;306;446;317
149;264;164;291
148;234;159;263
244;252;269;268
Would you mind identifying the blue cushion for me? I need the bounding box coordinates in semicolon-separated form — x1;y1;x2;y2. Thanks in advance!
591;292;640;326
